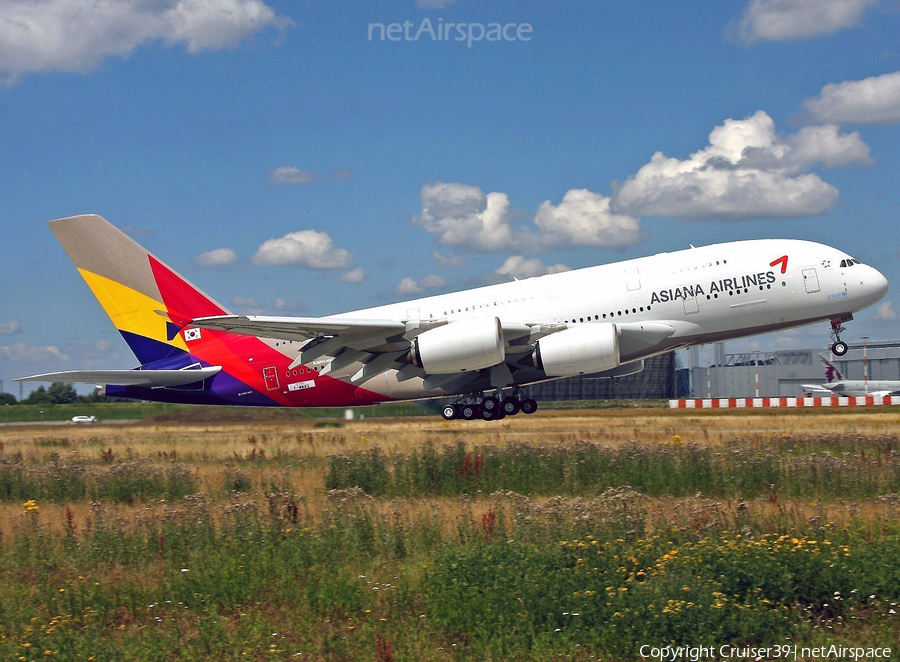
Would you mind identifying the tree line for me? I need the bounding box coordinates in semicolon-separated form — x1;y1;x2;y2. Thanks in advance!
0;382;127;405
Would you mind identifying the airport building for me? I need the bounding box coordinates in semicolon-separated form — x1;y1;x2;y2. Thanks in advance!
519;352;682;401
515;339;900;402
687;339;900;398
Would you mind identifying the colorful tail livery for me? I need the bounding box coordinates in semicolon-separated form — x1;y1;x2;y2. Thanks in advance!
51;214;229;365
18;215;888;419
20;215;372;407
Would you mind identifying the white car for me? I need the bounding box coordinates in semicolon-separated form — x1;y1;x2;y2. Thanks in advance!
71;415;97;424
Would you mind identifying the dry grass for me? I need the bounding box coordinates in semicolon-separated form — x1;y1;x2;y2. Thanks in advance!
4;406;900;540
5;406;899;460
4;407;900;658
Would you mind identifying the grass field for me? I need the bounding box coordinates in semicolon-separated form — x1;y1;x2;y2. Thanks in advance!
0;400;441;424
1;406;899;660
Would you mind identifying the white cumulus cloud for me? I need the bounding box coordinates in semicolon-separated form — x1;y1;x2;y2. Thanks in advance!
413;182;517;253
419;274;448;289
612;110;871;220
0;320;21;334
735;0;877;43
494;256;570;280
339;267;366;283
2;339;134;379
873;301;897;321
432;251;468;269
193;247;238;266
0;342;67;364
61;339;126;367
803;71;900;124
231;295;265;314
251;230;354;269
784;124;873;167
413;181;644;253
0;0;288;84
268;167;317;185
395;277;424;296
274;298;307;312
534;189;644;249
394;274;448;296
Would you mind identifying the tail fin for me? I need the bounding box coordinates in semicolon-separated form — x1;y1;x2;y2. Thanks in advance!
818;354;843;383
50;214;231;365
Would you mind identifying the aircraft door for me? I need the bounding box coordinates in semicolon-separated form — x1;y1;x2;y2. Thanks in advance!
262;366;280;391
802;268;820;294
683;295;699;315
625;267;641;291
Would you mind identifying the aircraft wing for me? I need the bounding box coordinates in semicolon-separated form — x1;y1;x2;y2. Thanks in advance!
190;315;672;348
189;314;419;373
190;315;407;343
188;313;676;384
15;367;222;387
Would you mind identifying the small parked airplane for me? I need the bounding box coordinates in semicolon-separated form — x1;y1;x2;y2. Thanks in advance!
17;215;889;419
802;354;900;398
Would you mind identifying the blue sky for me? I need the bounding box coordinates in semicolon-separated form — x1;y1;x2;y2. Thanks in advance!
1;0;899;392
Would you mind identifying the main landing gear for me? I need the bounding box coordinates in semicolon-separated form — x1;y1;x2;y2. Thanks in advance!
440;391;538;421
829;314;853;356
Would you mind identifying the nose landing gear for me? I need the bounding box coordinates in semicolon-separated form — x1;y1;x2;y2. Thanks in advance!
829;314;853;356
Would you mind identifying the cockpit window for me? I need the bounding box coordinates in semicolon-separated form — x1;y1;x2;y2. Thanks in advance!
840;258;861;268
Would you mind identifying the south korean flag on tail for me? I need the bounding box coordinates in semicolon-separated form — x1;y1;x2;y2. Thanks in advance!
184;328;202;342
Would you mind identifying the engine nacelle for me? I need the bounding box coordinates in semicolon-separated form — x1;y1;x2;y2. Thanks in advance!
412;317;505;374
534;323;620;377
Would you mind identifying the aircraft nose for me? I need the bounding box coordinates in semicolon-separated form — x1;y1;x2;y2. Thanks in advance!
866;266;889;304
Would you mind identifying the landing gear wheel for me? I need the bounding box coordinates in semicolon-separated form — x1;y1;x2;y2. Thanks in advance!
831;340;848;356
520;398;538;415
501;397;520;416
481;407;496;420
481;396;499;413
441;404;457;420
461;404;479;420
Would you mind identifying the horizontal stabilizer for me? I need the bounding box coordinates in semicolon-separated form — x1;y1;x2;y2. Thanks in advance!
15;367;222;387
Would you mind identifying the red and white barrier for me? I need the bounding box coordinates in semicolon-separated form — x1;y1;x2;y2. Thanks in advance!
669;396;900;409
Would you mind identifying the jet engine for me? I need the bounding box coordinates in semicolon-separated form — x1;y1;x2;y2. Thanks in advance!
410;317;505;374
533;323;620;377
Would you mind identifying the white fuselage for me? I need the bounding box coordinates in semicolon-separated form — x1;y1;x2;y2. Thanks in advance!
331;239;887;400
822;381;900;397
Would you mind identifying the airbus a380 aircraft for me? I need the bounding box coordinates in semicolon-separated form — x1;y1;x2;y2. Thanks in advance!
17;215;889;420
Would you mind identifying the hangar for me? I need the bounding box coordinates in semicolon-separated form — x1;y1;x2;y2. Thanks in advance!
516;339;900;402
687;339;900;399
